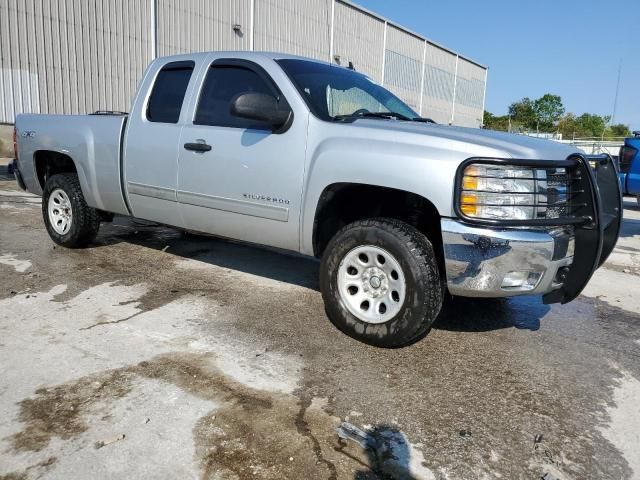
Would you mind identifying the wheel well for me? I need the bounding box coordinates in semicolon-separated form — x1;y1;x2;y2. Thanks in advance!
313;183;444;273
34;150;77;189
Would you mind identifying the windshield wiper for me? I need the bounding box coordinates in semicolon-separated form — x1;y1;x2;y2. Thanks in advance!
359;111;413;121
411;117;436;124
333;112;400;122
333;111;437;123
333;111;412;122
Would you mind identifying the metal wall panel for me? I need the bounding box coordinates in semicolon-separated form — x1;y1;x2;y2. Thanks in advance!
453;57;486;128
421;43;457;124
254;0;331;61
332;1;385;81
157;0;252;56
0;0;487;127
1;0;40;122
0;0;152;123
383;26;424;111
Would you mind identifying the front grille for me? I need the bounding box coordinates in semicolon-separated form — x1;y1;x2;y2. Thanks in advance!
541;168;572;219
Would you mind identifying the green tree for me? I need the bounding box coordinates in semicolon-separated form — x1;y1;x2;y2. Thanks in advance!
557;113;617;139
483;111;510;131
486;93;632;139
579;113;608;137
557;113;580;139
534;94;565;132
605;123;631;138
508;97;537;130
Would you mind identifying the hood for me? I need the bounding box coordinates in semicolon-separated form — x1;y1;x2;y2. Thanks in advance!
352;119;581;161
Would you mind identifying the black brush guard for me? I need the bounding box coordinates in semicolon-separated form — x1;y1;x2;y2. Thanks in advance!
543;153;622;304
454;153;622;304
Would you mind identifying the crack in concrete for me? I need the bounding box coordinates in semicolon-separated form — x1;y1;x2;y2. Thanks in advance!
79;312;142;331
294;395;338;480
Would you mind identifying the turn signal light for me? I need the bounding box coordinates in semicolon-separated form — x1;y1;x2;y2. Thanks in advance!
462;175;478;190
460;193;477;216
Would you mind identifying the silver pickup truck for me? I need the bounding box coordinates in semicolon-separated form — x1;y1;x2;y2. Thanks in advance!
12;51;622;347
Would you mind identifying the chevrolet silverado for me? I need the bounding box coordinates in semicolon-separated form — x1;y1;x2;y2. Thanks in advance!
12;52;622;347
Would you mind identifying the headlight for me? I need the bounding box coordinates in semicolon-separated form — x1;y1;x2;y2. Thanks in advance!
458;162;569;221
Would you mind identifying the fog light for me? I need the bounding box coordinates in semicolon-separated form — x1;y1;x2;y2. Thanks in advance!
501;271;542;290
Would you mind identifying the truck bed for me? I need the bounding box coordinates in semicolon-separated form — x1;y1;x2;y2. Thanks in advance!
15;113;129;215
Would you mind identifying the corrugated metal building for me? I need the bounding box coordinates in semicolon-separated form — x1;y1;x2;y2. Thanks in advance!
0;0;487;127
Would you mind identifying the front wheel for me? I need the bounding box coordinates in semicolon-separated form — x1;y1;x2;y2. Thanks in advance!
42;173;100;248
320;218;443;348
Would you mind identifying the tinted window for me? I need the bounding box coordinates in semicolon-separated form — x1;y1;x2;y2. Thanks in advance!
194;65;273;129
147;61;194;123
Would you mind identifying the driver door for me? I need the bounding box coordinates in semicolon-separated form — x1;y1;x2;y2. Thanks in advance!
176;58;307;251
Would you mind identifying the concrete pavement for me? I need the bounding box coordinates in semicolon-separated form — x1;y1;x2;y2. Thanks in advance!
0;173;638;479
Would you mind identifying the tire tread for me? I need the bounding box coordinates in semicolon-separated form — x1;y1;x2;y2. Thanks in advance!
320;217;442;348
42;173;100;248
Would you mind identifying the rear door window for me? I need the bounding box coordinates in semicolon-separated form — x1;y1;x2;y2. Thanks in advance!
147;61;195;123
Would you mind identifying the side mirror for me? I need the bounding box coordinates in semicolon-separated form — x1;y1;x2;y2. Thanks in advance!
230;92;292;131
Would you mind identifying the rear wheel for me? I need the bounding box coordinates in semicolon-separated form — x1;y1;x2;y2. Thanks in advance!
320;218;443;348
42;173;100;247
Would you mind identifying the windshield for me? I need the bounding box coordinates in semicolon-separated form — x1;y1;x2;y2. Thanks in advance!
277;59;419;122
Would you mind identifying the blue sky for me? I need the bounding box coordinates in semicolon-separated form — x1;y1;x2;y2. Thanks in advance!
356;0;639;130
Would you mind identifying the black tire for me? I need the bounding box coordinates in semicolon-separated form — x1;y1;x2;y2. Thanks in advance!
320;218;443;348
42;173;100;248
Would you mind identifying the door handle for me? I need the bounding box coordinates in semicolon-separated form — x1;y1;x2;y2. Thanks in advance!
184;141;212;153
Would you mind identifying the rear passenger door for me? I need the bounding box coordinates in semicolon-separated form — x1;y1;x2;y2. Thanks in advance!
176;58;307;251
123;60;199;226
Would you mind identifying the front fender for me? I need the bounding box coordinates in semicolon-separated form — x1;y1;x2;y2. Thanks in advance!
300;135;460;256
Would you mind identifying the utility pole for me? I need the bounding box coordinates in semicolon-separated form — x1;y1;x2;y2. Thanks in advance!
612;58;622;124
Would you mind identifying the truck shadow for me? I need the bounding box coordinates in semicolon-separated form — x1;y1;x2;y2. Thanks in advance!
97;217;321;290
619;218;640;238
434;295;548;332
97;216;549;333
0;163;12;179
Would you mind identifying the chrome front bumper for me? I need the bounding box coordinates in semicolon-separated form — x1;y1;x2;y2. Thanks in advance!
441;218;575;298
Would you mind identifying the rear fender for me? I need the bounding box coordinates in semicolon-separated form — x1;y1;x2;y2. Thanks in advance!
15;114;129;215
